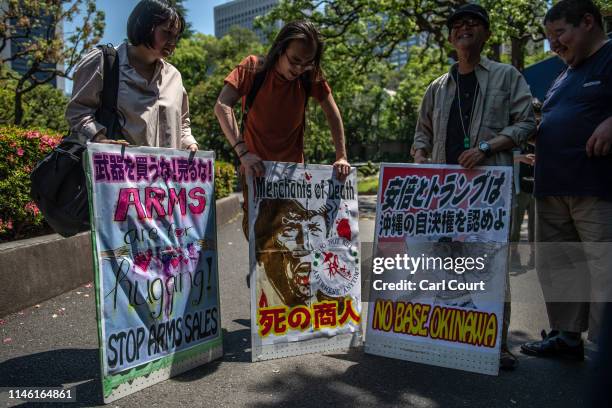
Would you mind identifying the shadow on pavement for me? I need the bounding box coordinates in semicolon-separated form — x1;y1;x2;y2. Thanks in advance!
221;326;252;363
249;337;593;408
172;360;222;383
233;318;251;328
358;196;377;219
0;348;103;406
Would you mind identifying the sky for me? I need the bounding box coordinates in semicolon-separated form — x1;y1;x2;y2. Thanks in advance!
65;0;226;45
63;0;228;92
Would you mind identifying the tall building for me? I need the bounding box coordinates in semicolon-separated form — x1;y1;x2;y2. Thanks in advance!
388;33;428;68
0;3;64;91
214;0;281;43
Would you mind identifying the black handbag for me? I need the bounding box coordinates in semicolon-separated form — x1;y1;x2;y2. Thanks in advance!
30;44;121;237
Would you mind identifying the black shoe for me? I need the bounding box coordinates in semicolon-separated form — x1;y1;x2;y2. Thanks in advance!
520;330;584;360
500;345;518;370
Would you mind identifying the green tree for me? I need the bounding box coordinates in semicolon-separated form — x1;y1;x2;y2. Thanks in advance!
259;0;464;70
253;0;580;162
0;87;12;125
0;71;69;133
595;0;612;15
0;0;104;125
261;0;612;71
170;28;265;161
383;46;447;150
169;33;210;90
322;61;390;161
257;2;439;162
22;85;69;133
483;0;548;71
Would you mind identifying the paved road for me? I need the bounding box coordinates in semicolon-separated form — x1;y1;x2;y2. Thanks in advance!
0;199;598;407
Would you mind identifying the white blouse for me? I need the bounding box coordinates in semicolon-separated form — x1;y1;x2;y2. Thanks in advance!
66;42;197;149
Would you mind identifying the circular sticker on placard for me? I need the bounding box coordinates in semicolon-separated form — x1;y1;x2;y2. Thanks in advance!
311;237;359;297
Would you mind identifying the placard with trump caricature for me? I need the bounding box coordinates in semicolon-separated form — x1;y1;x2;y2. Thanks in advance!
248;162;362;362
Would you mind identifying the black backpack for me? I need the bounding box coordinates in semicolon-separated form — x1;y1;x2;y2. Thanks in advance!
30;44;121;237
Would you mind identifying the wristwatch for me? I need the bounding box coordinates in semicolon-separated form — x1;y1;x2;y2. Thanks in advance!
478;141;492;157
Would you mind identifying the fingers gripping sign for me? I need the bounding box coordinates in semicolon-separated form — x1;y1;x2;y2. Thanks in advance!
333;158;351;181
240;151;265;177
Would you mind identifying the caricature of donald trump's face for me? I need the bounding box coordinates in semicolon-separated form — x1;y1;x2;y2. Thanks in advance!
255;199;331;306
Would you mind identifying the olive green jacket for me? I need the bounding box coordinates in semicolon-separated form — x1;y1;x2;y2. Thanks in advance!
412;57;536;166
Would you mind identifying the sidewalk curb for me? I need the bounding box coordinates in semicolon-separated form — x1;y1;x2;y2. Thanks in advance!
0;193;242;317
215;193;241;226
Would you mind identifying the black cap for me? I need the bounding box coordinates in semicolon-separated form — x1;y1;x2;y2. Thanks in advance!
447;4;490;29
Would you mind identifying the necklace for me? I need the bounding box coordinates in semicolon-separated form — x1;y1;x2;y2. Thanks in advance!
455;69;479;149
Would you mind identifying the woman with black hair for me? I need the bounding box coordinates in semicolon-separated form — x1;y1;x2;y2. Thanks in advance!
214;21;350;237
66;0;197;151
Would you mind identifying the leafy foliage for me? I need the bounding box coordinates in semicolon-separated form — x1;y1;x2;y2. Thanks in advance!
482;0;548;71
0;74;69;133
0;126;62;241
357;161;379;177
357;175;379;195
170;28;266;162
215;161;237;200
259;0;606;72
0;0;105;125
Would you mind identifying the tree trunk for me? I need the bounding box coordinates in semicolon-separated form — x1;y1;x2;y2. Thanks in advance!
489;43;501;62
511;37;527;72
14;90;24;126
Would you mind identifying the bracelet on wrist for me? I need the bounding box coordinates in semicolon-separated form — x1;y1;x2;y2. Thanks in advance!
238;149;249;159
232;140;245;149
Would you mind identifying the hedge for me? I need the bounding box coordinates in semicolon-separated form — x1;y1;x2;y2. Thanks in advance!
0;126;62;241
215;160;237;200
0;125;237;243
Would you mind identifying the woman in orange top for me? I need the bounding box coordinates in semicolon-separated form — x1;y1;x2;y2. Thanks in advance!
214;20;350;238
214;21;349;176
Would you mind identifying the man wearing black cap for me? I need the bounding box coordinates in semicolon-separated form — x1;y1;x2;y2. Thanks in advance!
411;4;536;370
412;4;535;168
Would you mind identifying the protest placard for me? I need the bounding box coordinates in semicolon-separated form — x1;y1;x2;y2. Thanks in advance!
365;164;512;375
248;162;362;362
85;143;222;402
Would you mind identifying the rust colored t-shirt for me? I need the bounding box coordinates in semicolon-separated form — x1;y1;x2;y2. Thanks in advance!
224;55;332;163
